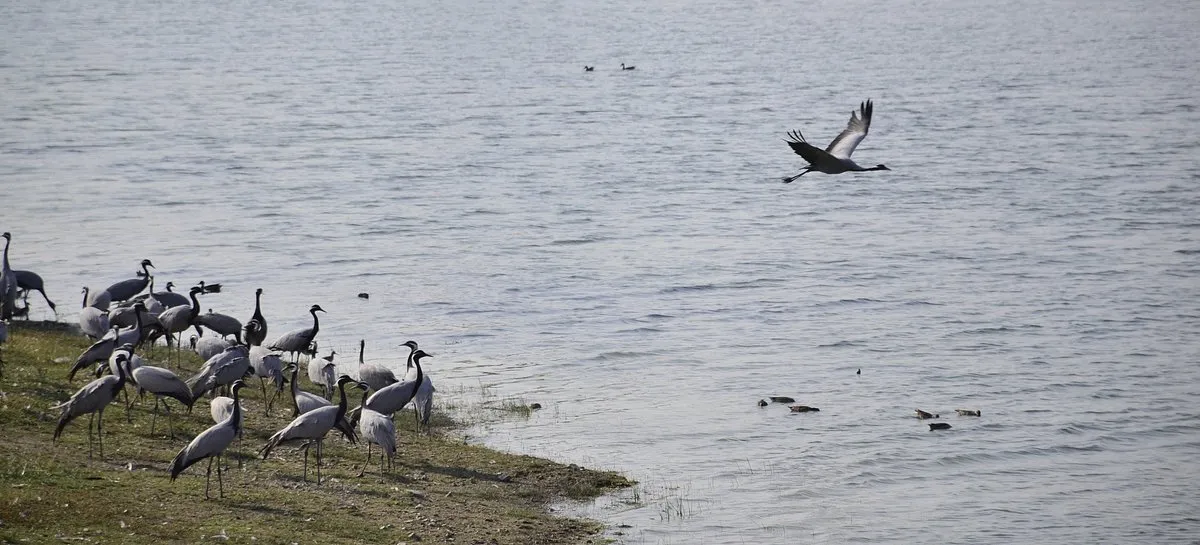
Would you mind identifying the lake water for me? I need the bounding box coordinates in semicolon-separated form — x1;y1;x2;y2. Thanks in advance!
4;0;1200;542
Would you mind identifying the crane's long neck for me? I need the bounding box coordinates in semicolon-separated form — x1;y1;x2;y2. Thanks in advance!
254;291;263;318
81;288;89;309
359;340;365;365
334;380;349;421
289;364;300;398
188;290;201;320
230;387;243;432
310;309;320;337
413;355;424;391
1;236;10;271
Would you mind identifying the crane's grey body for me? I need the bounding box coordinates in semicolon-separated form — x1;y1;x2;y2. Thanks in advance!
287;362;330;415
268;304;324;366
243;288;268;347
365;350;429;416
54;354;129;459
69;328;119;381
209;396;244;433
194;335;232;361
82;286;111;311
103;259;154;302
356;340;398;393
0;233;17;321
79;306;109;339
259;375;356;485
187;345;250;400
14;269;57;314
782;99;890;183
197;311;243;342
308;350;336;399
249;344;284;413
132;364;193;437
353;382;396;476
171;380;246;499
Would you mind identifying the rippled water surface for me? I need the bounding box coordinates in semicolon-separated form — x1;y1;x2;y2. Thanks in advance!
4;0;1200;542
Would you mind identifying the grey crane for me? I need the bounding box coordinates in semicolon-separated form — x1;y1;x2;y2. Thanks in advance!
14;270;57;314
782;99;890;183
131;362;194;438
285;362;357;442
402;341;437;429
112;301;150;350
259;375;357;485
157;286;202;363
209;396;244;436
243;288;267;347
68;327;120;381
356;339;398;392
308;349;336;399
126;279;189;313
268;304;324;366
0;233;17;321
187;344;251;400
103;259;154;302
354;382;396;477
249;344;284;413
54;353;130;459
78;288;110;339
364;349;430;416
170;380;246;499
82;286;111;311
195;335;233;361
288;362;330;416
197;309;243;343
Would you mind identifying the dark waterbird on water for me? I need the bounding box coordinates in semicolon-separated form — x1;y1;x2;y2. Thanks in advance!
621;63;635;70
929;422;952;430
584;66;594;71
915;409;939;419
782;99;889;183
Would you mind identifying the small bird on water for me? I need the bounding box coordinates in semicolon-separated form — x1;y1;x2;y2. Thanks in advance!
781;99;890;183
757;399;768;407
789;405;820;413
769;396;795;404
955;409;981;416
915;409;938;419
928;422;952;430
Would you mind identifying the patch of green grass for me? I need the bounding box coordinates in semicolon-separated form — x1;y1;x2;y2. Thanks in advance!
0;321;632;545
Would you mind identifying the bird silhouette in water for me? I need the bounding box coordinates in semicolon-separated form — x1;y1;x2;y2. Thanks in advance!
584;66;594;72
782;99;889;183
621;63;635;70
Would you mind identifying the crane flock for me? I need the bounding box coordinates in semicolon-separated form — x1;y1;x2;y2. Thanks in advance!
1;237;443;499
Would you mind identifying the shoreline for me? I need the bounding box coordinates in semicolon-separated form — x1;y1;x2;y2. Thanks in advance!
0;320;632;544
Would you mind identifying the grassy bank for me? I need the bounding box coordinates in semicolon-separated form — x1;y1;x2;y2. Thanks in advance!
0;321;631;544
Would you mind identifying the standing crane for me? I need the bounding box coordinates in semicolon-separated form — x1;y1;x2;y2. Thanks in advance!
0;233;17;321
268;304;324;367
170;380;246;499
259;375;357;485
243;288;268;347
54;353;130;459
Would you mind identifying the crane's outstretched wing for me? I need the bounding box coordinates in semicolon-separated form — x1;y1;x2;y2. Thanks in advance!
825;99;872;160
785;129;837;166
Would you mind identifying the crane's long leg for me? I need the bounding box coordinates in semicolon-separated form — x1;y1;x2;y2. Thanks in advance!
150;397;160;435
205;458;214;499
96;408;105;459
217;453;224;499
87;412;96;460
357;442;372;477
782;168;811;184
164;400;176;440
316;440;323;486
